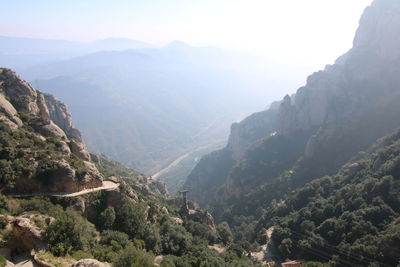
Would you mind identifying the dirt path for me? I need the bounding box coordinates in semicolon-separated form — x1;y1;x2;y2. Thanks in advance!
250;227;275;265
8;181;119;198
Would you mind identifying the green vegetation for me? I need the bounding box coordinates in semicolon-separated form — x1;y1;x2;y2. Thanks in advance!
0;255;6;267
3;67;399;266
2;183;257;267
99;206;116;230
184;128;400;266
43;209;97;256
113;245;155;267
94;154;143;179
0;121;87;192
259;129;400;266
217;222;233;245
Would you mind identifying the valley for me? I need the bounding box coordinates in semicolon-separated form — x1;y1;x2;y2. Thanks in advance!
1;0;400;266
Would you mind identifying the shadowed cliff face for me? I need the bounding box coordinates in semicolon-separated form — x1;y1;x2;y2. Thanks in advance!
184;0;400;213
0;68;103;193
353;0;400;60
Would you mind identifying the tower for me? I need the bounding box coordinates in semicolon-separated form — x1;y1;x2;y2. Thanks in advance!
179;190;189;215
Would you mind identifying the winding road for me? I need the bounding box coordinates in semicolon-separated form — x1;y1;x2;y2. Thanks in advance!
7;181;119;198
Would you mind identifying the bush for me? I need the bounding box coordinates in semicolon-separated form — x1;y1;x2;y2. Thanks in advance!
115;202;147;238
18;198;64;218
0;160;15;189
185;220;217;244
0;194;9;212
217;222;233;245
99;206;115;230
100;230;131;248
0;255;6;267
160;220;192;256
91;244;118;263
43;210;96;256
72;250;92;260
113;246;154;267
143;224;162;254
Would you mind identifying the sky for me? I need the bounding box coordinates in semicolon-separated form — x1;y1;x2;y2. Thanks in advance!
2;0;373;72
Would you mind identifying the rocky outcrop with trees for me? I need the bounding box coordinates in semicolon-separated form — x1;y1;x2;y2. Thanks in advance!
0;68;103;194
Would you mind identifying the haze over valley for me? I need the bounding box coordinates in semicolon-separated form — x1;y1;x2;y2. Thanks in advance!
0;36;319;192
2;0;400;266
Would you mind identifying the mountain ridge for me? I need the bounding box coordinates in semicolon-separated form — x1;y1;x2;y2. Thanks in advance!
0;68;103;193
184;0;400;214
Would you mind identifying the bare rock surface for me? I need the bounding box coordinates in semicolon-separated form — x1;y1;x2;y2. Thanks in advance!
0;67;104;194
69;259;111;267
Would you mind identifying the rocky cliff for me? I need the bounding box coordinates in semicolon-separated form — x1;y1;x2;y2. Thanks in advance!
0;68;103;193
184;0;400;214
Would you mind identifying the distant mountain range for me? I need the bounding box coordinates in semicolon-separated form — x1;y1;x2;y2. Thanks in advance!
1;40;296;192
0;34;313;193
0;35;153;69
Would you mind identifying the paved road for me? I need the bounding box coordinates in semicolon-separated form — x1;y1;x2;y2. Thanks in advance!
7;181;119;198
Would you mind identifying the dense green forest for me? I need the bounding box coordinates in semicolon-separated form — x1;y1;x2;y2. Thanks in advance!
253;129;400;266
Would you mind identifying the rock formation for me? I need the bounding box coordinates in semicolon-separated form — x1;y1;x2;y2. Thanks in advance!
0;68;103;193
1;213;53;252
184;0;400;211
69;259;111;267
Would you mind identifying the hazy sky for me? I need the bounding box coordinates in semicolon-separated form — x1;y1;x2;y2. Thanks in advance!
2;0;373;67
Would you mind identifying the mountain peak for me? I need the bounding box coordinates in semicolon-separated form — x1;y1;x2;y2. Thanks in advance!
353;0;400;59
164;40;191;49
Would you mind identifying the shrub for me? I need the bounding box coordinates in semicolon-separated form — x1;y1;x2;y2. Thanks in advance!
217;222;233;245
160;220;192;256
43;210;96;256
0;255;6;267
72;250;92;260
99;206;115;230
100;230;131;248
18;198;64;218
113;246;154;267
0;194;9;212
143;224;162;254
115;202;147;238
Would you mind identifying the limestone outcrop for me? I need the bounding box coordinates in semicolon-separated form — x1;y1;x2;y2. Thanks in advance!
1;213;54;252
184;0;400;208
69;259;111;267
0;68;103;193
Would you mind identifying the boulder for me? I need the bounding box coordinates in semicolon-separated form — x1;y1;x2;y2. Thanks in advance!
0;68;40;115
58;141;71;155
44;94;73;134
36;93;50;121
70;139;91;161
0;93;23;128
69;259;111;267
34;121;67;139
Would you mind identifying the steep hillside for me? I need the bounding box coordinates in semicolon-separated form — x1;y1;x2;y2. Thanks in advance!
0;68;103;193
184;0;400;218
259;128;400;265
185;107;279;206
0;69;260;267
